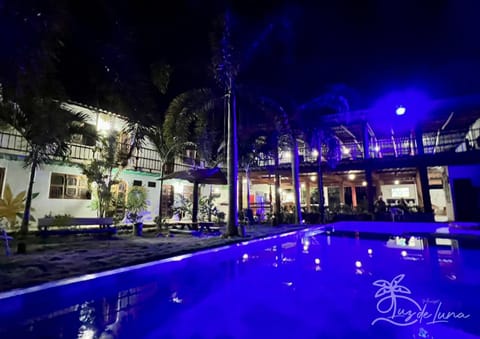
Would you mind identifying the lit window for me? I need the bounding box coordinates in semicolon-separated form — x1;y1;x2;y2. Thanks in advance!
49;173;89;199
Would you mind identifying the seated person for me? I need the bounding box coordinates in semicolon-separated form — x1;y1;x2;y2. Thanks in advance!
374;195;387;214
398;198;409;212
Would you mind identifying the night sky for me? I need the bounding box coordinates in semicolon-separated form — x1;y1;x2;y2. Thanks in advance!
2;0;480;115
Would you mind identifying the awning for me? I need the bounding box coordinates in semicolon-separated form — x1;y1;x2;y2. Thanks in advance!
158;167;227;185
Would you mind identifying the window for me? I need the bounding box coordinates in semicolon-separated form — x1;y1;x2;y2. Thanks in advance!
49;173;89;199
71;123;96;146
147;181;156;188
133;180;142;186
111;180;128;221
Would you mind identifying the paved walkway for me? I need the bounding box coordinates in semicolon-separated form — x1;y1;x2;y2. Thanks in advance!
0;224;306;293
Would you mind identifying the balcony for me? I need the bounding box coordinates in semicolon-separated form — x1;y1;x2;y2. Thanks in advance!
246;127;480;172
0;131;196;174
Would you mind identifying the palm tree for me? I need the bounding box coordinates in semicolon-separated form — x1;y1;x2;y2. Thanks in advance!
250;97;302;224
238;131;282;224
210;11;240;236
81;132;125;219
247;91;349;225
161;88;230;228
292;93;350;223
159;10;285;236
146;126;196;226
0;98;90;233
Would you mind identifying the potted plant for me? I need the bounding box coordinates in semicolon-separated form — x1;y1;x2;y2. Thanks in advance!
126;186;148;236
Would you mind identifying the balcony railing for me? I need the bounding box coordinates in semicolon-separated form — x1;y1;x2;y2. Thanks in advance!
247;127;480;169
1;127;478;173
0;130;196;174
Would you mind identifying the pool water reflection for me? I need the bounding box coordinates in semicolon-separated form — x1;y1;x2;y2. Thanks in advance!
1;227;479;338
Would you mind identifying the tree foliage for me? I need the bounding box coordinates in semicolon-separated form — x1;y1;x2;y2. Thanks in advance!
82;133;125;218
0;98;90;233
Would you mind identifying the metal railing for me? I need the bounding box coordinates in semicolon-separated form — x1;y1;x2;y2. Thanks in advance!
0;130;197;174
249;127;480;169
1;127;478;172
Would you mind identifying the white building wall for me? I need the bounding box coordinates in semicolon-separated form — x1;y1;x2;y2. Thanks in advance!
116;170;161;224
0;158;94;222
0;157;161;226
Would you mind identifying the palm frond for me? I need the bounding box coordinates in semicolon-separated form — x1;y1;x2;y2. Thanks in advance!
150;61;174;95
210;11;239;89
163;88;220;145
147;126;196;166
0;97;91;167
121;121;152;160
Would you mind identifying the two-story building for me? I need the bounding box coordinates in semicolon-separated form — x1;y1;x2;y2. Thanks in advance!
0;101;222;228
240;94;480;223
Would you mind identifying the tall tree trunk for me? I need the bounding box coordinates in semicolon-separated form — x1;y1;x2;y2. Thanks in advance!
291;137;302;224
316;133;325;224
158;163;165;228
21;161;37;234
226;88;239;236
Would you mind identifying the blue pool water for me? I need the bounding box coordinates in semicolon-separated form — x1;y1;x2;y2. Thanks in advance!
1;226;480;338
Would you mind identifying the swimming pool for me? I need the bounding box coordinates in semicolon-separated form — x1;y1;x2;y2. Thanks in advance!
1;223;479;338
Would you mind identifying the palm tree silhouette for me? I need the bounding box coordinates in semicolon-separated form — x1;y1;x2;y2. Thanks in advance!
372;274;422;326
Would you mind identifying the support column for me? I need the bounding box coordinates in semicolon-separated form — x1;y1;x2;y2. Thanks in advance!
376;178;384;198
363;121;375;213
274;172;281;225
269;181;273;217
443;167;455;221
339;181;345;205
238;173;244;213
415;170;424;207
192;182;199;223
246;169;251;211
306;179;311;212
362;120;370;160
292;139;302;224
351;184;357;208
317;141;325;224
415;125;433;215
365;168;374;213
274;148;281;225
418;166;433;214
